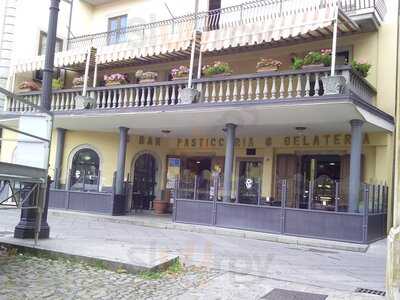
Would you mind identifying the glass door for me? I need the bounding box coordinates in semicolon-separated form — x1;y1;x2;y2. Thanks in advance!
237;160;263;205
301;155;341;210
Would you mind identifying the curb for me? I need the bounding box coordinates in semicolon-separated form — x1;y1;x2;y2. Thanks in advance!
49;209;370;253
0;240;179;274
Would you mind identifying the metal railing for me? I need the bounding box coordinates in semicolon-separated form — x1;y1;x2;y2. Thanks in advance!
8;66;377;113
67;0;386;50
173;176;388;243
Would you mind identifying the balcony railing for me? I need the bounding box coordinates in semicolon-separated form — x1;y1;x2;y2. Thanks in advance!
67;0;387;50
7;66;376;113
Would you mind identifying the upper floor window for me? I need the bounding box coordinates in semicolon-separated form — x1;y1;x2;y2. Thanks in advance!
38;31;63;55
107;15;128;45
35;31;63;81
208;0;221;30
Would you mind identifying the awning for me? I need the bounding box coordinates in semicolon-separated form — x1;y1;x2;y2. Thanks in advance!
201;0;359;52
96;23;196;67
12;48;96;73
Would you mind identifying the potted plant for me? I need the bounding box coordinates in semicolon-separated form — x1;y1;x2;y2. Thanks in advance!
351;60;371;78
171;65;190;80
202;61;232;77
256;58;282;72
153;190;170;214
52;78;63;90
292;49;332;70
135;70;158;83
72;76;84;88
17;80;41;92
104;73;128;86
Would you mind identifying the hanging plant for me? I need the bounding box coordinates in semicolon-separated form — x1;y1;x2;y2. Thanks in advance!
292;49;332;70
104;73;128;86
202;61;232;77
351;60;371;78
171;65;190;80
256;58;282;72
18;80;41;92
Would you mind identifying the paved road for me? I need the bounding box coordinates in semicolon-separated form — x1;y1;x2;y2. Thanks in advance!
0;254;221;300
0;209;387;299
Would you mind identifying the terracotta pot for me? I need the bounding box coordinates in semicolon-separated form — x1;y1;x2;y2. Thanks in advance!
153;200;169;214
172;76;189;81
302;63;325;70
210;73;232;78
139;78;156;84
256;66;279;73
105;80;126;86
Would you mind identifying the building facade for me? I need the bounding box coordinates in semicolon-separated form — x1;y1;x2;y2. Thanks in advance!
0;0;398;244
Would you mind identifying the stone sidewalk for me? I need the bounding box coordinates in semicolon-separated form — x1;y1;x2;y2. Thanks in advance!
0;208;387;299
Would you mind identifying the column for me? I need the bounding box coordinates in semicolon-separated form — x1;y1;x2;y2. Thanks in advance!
223;123;237;202
113;127;128;215
116;127;128;195
348;119;363;212
54;128;66;189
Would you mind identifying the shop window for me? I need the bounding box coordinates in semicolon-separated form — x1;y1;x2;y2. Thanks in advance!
70;148;100;191
107;15;128;45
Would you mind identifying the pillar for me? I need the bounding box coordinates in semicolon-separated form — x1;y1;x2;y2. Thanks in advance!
223;123;237;202
54;128;66;189
348;119;363;213
113;127;128;215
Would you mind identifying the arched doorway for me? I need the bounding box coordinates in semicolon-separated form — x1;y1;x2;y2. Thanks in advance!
132;153;156;210
70;148;100;191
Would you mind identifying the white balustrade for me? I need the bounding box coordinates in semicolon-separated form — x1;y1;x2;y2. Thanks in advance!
9;67;376;113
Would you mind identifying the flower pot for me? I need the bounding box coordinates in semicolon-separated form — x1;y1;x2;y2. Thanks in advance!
321;75;347;95
179;87;200;104
210;73;232;78
18;88;35;93
302;64;325;70
139;78;156;84
73;84;83;89
153;200;169;214
172;76;189;81
256;66;279;73
105;80;126;86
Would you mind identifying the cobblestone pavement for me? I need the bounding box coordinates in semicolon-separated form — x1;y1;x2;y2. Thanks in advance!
0;254;222;300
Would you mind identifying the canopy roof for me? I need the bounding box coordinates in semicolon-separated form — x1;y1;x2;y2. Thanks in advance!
12;0;359;73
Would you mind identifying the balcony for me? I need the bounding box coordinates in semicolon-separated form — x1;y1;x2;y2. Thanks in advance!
7;66;377;114
70;0;386;51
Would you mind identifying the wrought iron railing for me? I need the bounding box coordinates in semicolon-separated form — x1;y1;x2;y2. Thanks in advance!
67;0;387;50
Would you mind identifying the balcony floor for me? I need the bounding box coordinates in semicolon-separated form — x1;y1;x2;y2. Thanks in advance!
48;95;393;136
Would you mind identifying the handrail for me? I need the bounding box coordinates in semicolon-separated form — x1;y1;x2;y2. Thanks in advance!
67;0;386;50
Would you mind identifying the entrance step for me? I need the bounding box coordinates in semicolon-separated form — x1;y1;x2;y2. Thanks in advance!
49;209;370;253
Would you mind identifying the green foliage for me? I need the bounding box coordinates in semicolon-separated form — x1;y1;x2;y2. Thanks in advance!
52;78;63;89
351;60;371;78
202;61;232;76
291;57;304;70
139;259;183;280
292;49;332;69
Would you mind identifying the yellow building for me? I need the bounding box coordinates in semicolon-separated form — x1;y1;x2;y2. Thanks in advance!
1;0;398;244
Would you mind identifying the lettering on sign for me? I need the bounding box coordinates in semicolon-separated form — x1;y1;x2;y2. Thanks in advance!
138;136;161;146
282;134;370;147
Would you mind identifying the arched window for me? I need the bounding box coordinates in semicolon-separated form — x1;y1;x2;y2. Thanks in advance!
70;148;100;191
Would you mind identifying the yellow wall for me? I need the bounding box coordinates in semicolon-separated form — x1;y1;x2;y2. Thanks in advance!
51;130;389;201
